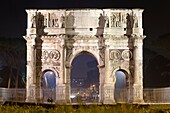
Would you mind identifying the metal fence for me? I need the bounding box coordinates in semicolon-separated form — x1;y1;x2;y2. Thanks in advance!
1;87;170;104
0;88;26;103
144;87;170;103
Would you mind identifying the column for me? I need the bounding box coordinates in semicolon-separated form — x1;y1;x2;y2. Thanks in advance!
65;62;71;103
26;37;36;102
35;37;43;103
103;46;115;104
133;38;144;103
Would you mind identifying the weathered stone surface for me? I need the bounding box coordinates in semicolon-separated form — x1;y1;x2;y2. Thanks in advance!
24;8;145;104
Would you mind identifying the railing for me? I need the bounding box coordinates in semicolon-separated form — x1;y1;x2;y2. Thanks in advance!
0;88;26;103
144;87;170;103
1;87;170;104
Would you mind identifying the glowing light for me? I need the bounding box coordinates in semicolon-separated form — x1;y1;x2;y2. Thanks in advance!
50;71;53;75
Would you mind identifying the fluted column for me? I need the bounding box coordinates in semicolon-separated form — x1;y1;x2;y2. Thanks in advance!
25;36;36;102
103;45;115;104
65;62;72;103
133;38;144;103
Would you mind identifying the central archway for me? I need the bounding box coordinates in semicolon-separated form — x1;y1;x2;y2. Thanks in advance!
70;52;99;103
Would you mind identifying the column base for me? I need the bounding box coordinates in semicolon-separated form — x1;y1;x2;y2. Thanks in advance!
55;84;67;104
132;84;144;103
26;85;36;103
103;84;115;104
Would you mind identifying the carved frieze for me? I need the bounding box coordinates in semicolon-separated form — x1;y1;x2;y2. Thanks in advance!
42;49;61;61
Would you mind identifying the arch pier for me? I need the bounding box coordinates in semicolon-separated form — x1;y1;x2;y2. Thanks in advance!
24;9;145;104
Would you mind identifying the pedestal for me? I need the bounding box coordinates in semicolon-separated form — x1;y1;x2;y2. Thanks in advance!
103;84;115;104
132;84;144;103
26;85;36;102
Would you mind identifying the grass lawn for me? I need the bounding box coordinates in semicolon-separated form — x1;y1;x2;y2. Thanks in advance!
1;102;170;113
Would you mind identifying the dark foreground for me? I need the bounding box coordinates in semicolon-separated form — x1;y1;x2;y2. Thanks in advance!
1;101;170;113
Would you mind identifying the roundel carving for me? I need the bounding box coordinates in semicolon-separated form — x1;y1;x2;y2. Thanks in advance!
122;50;132;60
49;50;60;60
42;50;48;60
110;50;121;60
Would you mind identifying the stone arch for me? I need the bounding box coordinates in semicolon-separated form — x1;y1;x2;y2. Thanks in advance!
41;70;56;88
41;68;60;88
41;68;59;78
41;69;58;102
68;50;101;103
112;67;130;87
112;67;131;103
68;50;99;66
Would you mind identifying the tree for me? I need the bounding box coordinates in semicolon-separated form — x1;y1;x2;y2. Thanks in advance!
0;37;26;88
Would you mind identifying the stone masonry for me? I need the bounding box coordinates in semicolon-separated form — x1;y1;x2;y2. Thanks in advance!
24;8;145;104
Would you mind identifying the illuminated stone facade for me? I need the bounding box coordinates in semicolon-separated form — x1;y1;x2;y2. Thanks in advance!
24;9;145;104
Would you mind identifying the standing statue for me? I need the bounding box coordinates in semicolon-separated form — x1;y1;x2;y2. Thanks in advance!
31;14;36;28
60;14;65;28
126;13;133;36
98;13;106;28
126;13;132;29
111;14;116;27
105;15;109;28
133;14;138;28
37;12;44;29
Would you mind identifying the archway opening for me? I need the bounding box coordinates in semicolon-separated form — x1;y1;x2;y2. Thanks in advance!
42;70;56;89
41;70;56;102
114;69;127;103
70;52;99;103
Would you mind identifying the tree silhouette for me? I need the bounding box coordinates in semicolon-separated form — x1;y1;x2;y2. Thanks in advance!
0;37;26;88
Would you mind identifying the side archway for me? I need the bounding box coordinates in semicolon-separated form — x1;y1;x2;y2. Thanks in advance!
113;68;130;103
41;70;58;102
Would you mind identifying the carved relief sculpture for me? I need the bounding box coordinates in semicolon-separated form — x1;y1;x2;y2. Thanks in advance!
25;9;145;104
60;14;65;28
110;50;121;60
122;50;132;60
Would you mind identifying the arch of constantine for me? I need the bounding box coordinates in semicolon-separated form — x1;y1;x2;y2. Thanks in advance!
24;8;145;104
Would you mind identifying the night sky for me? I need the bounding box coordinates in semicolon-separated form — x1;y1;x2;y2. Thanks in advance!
1;0;170;88
0;0;169;40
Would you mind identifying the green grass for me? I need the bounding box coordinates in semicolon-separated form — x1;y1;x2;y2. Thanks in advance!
0;104;170;113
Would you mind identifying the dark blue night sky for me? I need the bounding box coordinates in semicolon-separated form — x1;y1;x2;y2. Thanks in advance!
71;53;99;88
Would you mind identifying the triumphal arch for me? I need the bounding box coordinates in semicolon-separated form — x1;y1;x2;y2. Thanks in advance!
24;8;145;104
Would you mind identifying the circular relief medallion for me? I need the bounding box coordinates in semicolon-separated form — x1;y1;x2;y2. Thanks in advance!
122;50;132;60
42;50;48;60
110;50;121;60
49;50;60;60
